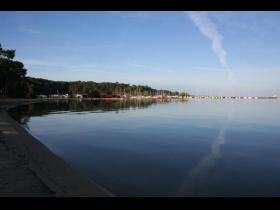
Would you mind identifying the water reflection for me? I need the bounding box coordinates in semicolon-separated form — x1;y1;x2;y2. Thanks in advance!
8;99;280;196
9;99;177;126
176;109;234;196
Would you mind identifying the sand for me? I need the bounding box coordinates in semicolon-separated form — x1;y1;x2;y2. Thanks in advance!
0;99;113;197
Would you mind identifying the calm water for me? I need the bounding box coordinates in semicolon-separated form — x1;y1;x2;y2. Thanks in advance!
9;99;280;196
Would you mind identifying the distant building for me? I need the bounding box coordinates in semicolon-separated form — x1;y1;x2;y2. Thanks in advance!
75;94;83;99
48;94;69;99
37;94;47;99
63;94;69;99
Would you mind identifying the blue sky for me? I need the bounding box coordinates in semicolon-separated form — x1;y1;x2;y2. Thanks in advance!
1;11;280;96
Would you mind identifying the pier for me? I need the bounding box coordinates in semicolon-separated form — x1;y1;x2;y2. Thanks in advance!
186;95;277;100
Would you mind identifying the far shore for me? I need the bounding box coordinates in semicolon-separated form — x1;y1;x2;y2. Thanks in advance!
0;98;114;197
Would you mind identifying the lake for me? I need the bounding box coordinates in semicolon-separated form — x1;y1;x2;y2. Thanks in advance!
8;99;280;196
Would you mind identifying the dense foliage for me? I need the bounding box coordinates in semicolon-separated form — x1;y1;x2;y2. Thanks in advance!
26;77;179;98
0;44;180;98
0;44;33;98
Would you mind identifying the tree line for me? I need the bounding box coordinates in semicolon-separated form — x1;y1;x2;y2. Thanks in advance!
0;44;33;98
0;44;180;98
27;78;179;98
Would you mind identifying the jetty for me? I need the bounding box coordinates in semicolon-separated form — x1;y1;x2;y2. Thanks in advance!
185;95;277;100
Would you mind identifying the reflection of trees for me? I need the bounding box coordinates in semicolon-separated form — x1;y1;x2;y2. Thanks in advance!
8;99;176;125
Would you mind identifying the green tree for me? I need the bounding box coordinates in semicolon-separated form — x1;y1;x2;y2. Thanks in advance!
179;92;189;98
0;44;30;98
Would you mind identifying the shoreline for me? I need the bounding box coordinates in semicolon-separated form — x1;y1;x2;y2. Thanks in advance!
0;98;114;197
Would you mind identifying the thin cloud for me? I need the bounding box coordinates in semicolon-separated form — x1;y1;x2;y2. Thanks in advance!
194;66;226;72
17;58;49;66
18;25;41;34
126;62;147;68
26;28;41;34
187;12;227;67
125;62;174;73
187;12;233;77
107;11;152;19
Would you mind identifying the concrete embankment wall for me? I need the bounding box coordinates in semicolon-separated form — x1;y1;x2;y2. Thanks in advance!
0;98;114;197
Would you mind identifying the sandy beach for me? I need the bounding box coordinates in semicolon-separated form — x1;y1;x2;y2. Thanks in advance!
0;99;113;197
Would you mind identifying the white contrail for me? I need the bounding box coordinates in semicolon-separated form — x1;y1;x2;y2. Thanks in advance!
176;110;234;196
187;12;233;78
